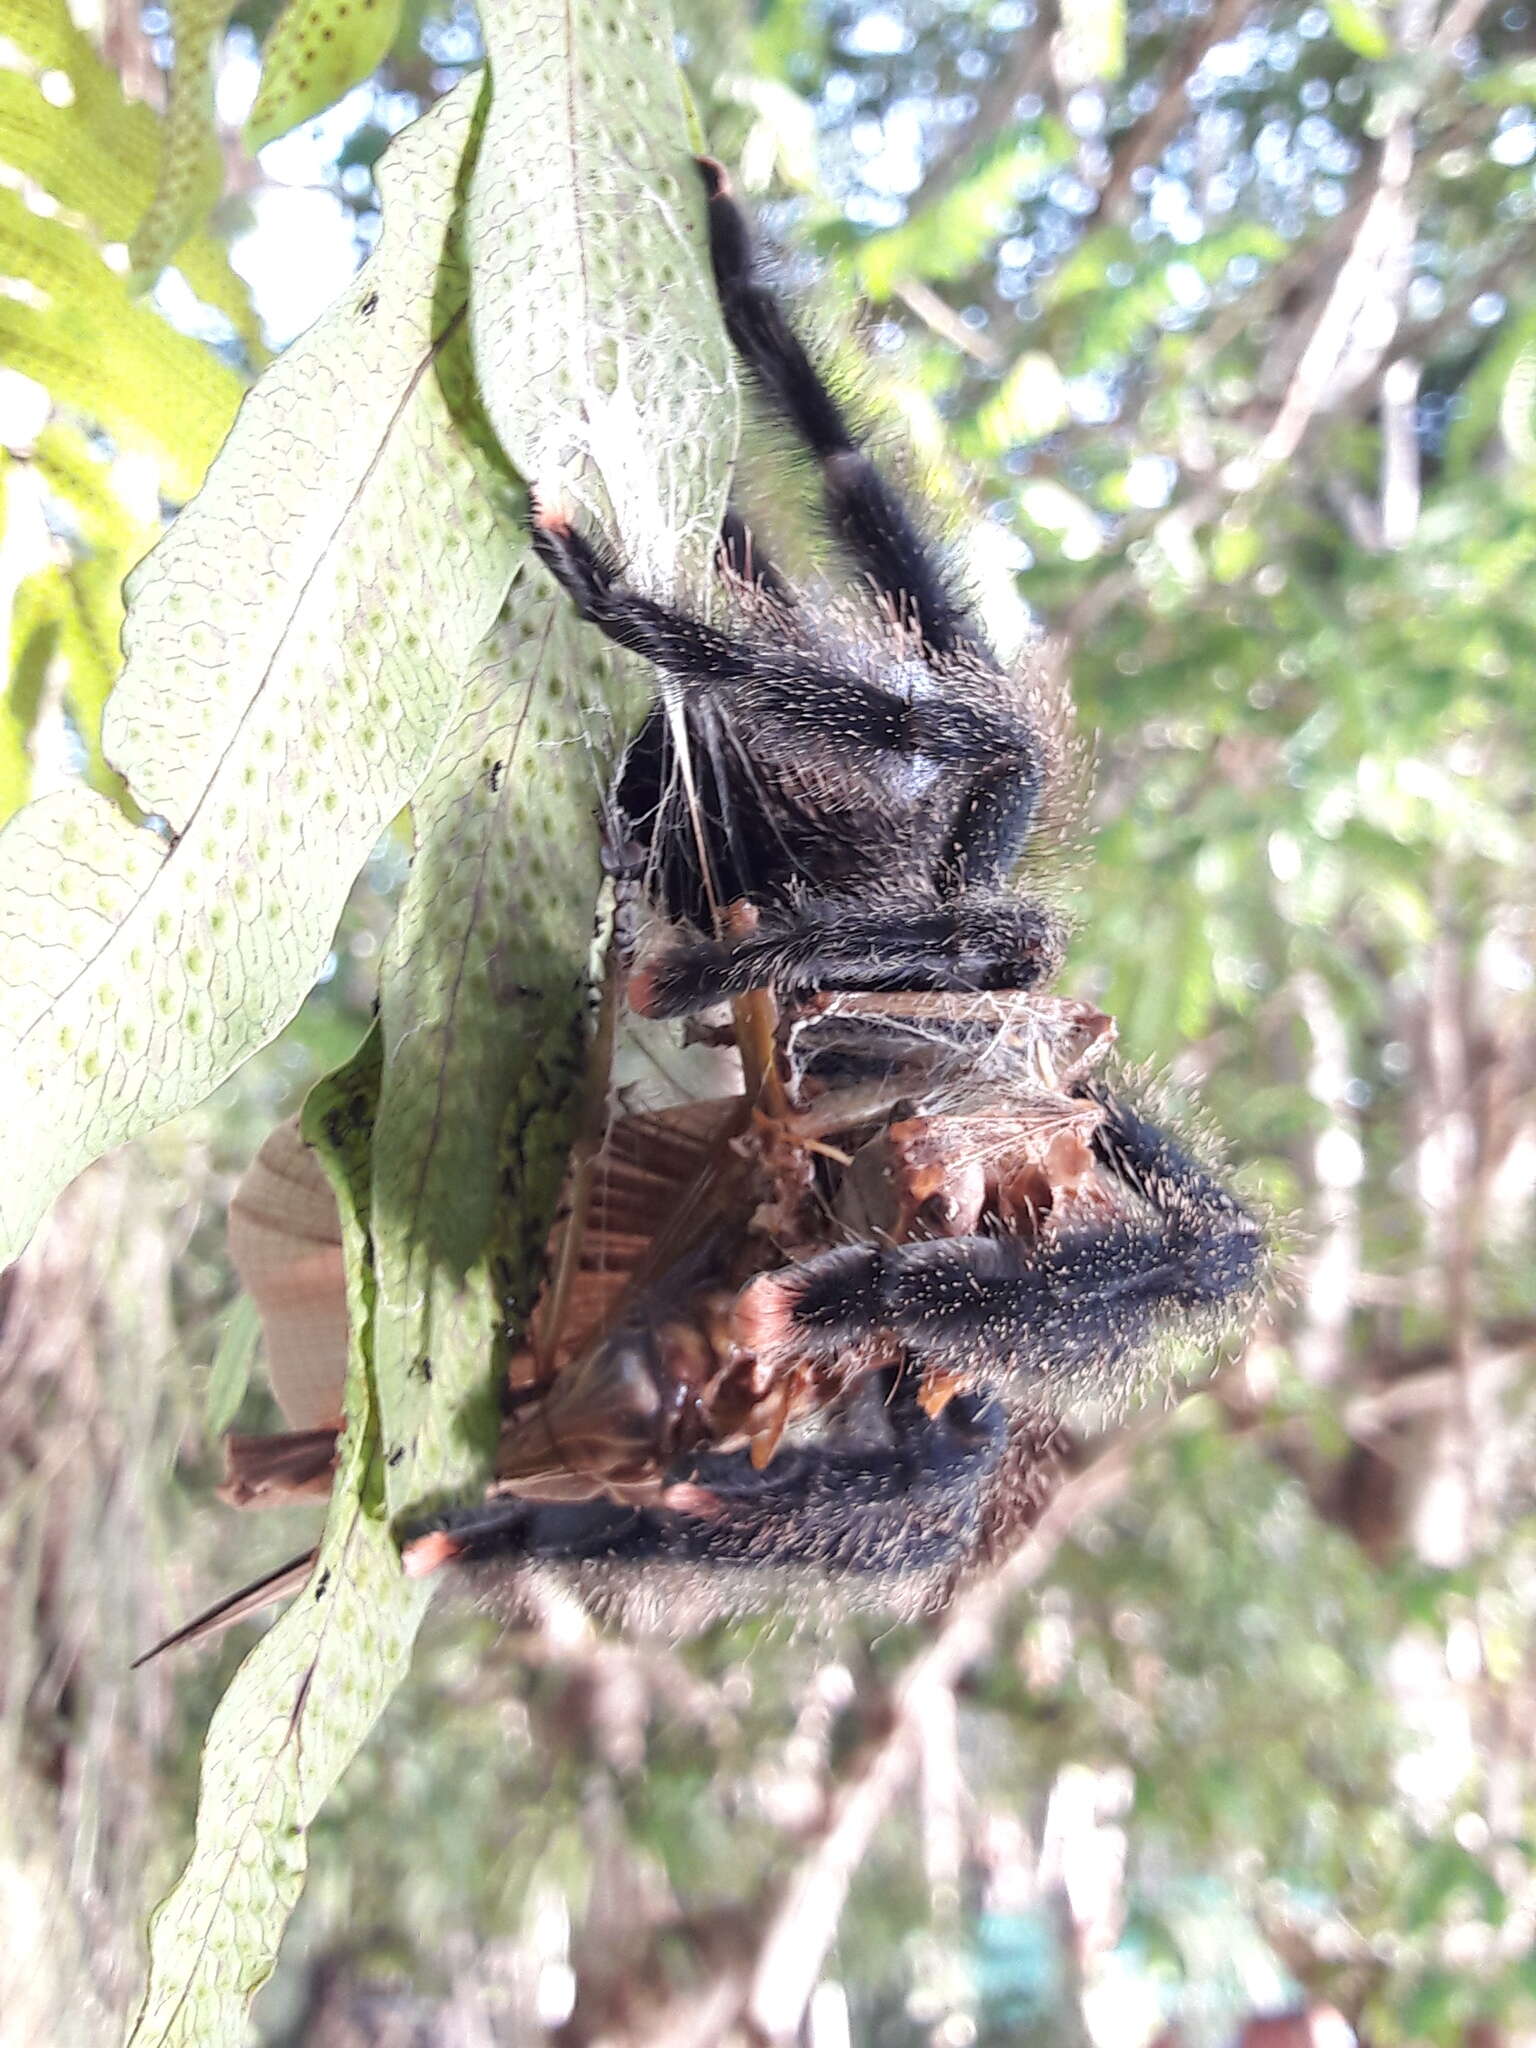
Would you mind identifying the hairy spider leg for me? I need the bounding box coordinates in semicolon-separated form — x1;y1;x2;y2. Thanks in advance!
532;509;1016;763
608;504;797;915
408;1374;1006;1583
939;751;1044;895
633;897;1066;1017
698;162;1052;898
717;503;793;604
699;158;985;668
532;511;1062;1011
745;1091;1265;1397
534;507;917;728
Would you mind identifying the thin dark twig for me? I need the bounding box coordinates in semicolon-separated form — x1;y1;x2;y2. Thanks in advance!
1092;0;1257;225
906;14;1056;221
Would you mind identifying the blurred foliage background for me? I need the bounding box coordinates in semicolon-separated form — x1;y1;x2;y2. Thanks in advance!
3;0;1536;2041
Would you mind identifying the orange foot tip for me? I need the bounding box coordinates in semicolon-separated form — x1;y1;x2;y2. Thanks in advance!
658;1482;722;1517
917;1369;968;1419
528;491;571;535
401;1530;462;1578
626;962;662;1016
732;1271;801;1354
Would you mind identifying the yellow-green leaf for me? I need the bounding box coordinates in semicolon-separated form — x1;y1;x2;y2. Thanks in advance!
375;0;739;1525
127;1028;431;2048
370;599;608;1524
0;1;264;358
2;564;61;825
0;78;516;1264
1210;520;1262;585
1056;0;1126;87
1326;0;1392;61
0;189;242;498
973;350;1072;452
32;421;156;561
246;0;406;152
129;0;234;280
1468;56;1536;103
466;0;735;561
853;136;1052;300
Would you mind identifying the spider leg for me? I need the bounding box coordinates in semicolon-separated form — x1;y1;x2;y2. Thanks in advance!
698;158;988;666
633;896;1066;1017
532;505;907;735
696;166;1049;892
741;1092;1264;1399
717;504;793;605
942;764;1043;892
1081;1086;1263;1304
534;506;1042;816
406;1375;1004;1582
533;507;1049;922
531;508;767;678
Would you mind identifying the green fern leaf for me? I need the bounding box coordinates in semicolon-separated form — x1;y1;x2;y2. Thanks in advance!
0;77;515;1263
129;0;233;280
0;0;264;358
371;0;740;1517
1;555;60;822
125;1029;431;2048
0;190;243;496
247;0;406;152
466;0;736;564
120;0;737;2026
369;594;617;1519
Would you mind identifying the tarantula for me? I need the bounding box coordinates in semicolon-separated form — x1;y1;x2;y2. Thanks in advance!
396;160;1265;1618
137;162;1261;1664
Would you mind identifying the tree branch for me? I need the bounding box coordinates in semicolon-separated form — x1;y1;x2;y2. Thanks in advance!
1092;0;1257;225
908;14;1056;220
741;1436;1142;2042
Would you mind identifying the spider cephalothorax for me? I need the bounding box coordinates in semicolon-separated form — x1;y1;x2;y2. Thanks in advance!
403;160;1265;1619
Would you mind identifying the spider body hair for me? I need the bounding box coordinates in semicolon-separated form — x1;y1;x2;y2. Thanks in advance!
409;1370;1015;1631
408;1086;1262;1613
140;163;1264;1665
434;159;1268;1613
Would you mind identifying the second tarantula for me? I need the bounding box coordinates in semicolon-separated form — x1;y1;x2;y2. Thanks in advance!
402;160;1265;1616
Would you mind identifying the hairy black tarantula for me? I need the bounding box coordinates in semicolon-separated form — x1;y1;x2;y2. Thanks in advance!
136;164;1263;1665
394;159;1265;1620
